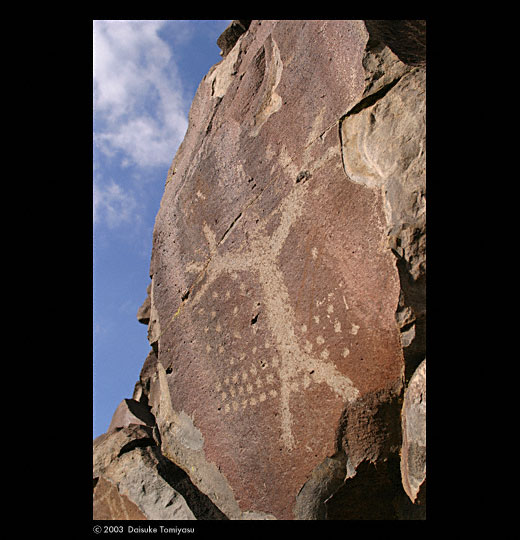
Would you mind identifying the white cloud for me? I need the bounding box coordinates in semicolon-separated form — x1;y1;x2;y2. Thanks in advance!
93;20;189;169
93;179;139;229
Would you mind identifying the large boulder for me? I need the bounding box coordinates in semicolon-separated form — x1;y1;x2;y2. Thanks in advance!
93;421;228;520
140;20;426;519
94;19;426;520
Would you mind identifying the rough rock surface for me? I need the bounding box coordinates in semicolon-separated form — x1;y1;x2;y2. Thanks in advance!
93;476;147;520
107;398;156;432
136;283;151;325
94;20;426;520
93;420;228;520
216;20;251;57
401;358;426;505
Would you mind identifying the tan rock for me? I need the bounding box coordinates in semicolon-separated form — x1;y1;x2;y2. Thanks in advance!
401;359;426;504
93;410;227;519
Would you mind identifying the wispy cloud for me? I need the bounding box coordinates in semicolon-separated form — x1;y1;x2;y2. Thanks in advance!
93;20;189;169
93;20;194;231
93;179;139;228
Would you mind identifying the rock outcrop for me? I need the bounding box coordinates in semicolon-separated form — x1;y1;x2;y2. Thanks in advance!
94;19;426;520
401;358;426;504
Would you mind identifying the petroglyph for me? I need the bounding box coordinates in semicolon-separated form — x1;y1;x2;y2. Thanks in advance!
217;360;279;414
186;180;360;450
250;36;284;137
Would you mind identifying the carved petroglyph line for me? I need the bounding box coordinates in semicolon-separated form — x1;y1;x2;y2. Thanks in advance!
161;136;356;448
189;180;359;450
177;138;339;324
250;36;283;137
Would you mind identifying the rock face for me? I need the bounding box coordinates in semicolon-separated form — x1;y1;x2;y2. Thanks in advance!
107;398;155;432
94;20;426;520
401;358;426;504
93;476;148;520
93;407;228;520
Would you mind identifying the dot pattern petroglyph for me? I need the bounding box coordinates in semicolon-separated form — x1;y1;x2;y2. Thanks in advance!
199;290;281;414
298;285;359;365
186;163;361;450
214;360;280;414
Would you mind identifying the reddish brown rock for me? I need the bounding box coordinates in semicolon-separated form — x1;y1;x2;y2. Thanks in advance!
93;476;147;520
140;19;427;520
96;19;426;520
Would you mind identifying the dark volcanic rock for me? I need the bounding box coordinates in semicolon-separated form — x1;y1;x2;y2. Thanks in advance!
364;20;426;67
217;20;251;57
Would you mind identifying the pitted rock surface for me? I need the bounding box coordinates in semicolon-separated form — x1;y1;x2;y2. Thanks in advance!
146;20;418;520
95;19;426;520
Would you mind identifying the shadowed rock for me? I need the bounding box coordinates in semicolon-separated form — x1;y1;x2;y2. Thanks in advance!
217;20;251;57
107;398;156;432
137;283;151;325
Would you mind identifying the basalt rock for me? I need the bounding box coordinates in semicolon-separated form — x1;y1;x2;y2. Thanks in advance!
94;19;426;520
216;20;251;57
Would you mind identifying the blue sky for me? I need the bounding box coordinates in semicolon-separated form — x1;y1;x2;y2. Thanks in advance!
93;20;231;439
